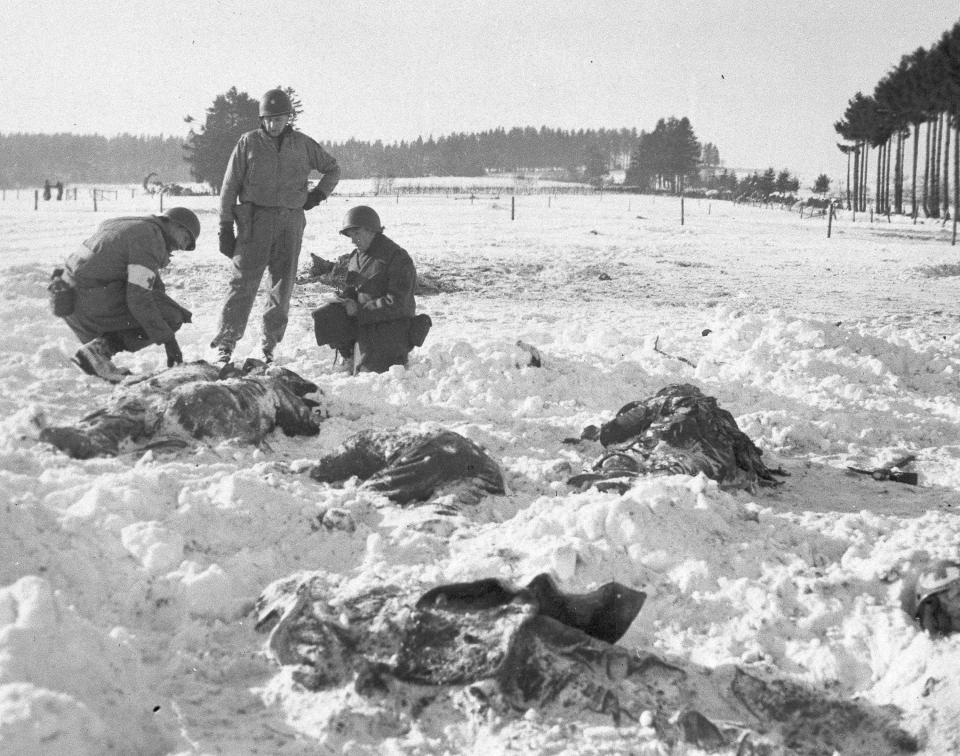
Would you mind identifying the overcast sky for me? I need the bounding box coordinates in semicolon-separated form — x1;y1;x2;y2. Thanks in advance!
4;1;958;184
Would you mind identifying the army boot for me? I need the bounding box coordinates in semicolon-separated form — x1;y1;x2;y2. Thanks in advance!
72;337;126;383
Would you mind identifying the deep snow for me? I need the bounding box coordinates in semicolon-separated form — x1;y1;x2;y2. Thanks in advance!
3;180;960;754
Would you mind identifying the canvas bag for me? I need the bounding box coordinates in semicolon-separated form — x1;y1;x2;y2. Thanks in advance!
408;313;432;348
48;267;76;317
312;300;353;347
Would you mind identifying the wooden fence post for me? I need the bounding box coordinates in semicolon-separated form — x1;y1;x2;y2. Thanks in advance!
93;190;97;212
511;196;515;220
34;190;38;210
681;194;685;226
827;204;834;238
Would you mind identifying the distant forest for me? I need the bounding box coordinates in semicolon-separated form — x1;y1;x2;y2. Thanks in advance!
324;127;639;179
0;133;191;187
0;127;640;188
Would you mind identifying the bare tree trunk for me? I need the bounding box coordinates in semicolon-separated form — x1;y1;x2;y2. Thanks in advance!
931;111;943;218
875;142;884;213
853;146;860;213
924;118;933;216
883;142;888;212
845;152;852;209
954;105;959;244
912;122;920;220
885;138;892;213
895;129;904;214
943;111;952;220
861;143;870;212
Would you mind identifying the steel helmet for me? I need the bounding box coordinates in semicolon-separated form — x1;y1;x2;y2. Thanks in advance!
161;207;201;250
340;205;382;236
915;560;960;606
260;88;292;117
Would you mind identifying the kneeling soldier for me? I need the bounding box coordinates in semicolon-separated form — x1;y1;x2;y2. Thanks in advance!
316;206;421;373
56;207;200;382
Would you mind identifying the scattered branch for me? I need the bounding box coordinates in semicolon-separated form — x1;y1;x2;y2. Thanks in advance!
653;336;696;367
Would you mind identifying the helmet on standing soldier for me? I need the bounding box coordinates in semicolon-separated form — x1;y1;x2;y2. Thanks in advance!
339;206;383;236
259;88;293;117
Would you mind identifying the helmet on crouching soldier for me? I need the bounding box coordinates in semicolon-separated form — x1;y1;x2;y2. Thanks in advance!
914;559;960;636
339;206;382;236
260;88;293;117
161;207;201;251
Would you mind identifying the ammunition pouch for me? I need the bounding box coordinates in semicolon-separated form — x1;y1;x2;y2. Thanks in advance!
48;268;76;317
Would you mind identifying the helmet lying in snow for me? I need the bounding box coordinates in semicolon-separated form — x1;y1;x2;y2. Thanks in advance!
260;88;292;117
340;205;382;236
914;559;960;635
161;207;201;250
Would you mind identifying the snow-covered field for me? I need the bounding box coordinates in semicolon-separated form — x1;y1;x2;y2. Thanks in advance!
3;185;960;754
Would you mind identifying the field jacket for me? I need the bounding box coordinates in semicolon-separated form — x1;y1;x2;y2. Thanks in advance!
219;126;340;223
65;216;184;344
348;233;417;326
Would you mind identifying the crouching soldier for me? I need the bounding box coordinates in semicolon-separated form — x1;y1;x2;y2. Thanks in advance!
55;207;201;382
313;206;428;373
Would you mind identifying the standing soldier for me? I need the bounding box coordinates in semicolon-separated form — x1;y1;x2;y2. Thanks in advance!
57;207;201;382
211;87;340;364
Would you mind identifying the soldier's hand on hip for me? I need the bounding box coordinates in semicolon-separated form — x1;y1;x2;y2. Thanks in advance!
303;187;327;210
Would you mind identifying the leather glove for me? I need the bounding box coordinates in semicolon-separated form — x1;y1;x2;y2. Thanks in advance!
303;187;327;210
218;222;236;258
164;338;183;367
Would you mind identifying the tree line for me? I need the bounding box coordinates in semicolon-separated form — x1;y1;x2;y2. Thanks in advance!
3;83;817;200
835;21;960;218
623;116;812;198
323;126;638;181
0;133;190;187
180;88;644;191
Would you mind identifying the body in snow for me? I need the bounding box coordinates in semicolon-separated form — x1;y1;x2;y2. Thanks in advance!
570;383;783;492
309;427;504;504
39;359;322;458
254;572;915;754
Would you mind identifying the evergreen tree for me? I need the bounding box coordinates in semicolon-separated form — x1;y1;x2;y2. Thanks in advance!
182;87;260;193
775;170;799;194
813;174;831;194
583;143;609;184
758;168;777;196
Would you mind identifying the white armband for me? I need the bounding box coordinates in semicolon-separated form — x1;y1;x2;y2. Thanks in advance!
127;264;156;290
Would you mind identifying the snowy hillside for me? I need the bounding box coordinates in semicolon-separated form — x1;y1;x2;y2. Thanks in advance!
3;187;960;754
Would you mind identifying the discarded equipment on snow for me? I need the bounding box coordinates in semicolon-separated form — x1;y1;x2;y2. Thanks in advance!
847;454;918;485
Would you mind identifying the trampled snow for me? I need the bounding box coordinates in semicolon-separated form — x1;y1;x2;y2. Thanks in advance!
3;182;960;754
